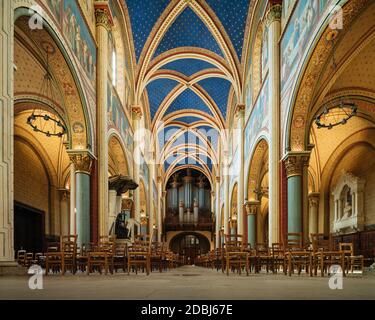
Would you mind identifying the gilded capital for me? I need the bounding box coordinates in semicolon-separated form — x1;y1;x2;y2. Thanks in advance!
58;189;69;201
95;9;111;30
283;152;310;178
131;105;143;119
68;151;94;174
266;4;282;26
216;176;220;183
245;200;260;215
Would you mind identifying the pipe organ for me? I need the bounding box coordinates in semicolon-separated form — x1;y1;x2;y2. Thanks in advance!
166;169;211;225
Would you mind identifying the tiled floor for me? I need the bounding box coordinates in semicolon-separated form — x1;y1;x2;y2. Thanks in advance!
0;265;374;300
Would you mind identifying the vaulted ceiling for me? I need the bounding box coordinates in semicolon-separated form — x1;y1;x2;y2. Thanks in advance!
124;0;252;179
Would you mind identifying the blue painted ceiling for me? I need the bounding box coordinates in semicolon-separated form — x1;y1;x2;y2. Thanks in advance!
125;0;251;173
161;59;216;77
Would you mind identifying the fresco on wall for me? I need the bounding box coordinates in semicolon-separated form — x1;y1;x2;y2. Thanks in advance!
46;0;61;21
141;153;149;190
281;0;332;94
262;24;269;79
281;0;297;29
78;0;95;34
107;82;134;155
229;148;239;189
62;0;96;86
245;77;269;156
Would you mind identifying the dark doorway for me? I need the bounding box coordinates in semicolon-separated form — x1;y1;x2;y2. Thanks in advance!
14;202;44;255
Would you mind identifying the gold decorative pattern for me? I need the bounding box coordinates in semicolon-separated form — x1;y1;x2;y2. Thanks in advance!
68;151;94;174
245;200;259;215
283;152;310;178
289;0;369;151
266;4;282;26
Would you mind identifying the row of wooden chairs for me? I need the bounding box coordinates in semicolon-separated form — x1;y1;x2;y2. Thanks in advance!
19;234;182;276
196;233;364;277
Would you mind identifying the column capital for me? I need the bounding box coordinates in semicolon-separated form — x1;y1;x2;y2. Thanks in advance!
67;150;95;175
211;191;215;197
94;2;114;30
215;176;220;183
244;200;260;215
157;176;162;183
235;104;245;116
131;105;143;119
283;151;310;178
308;192;320;207
162;191;167;197
58;188;69;201
266;3;282;26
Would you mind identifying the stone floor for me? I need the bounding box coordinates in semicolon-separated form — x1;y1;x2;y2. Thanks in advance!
0;265;374;300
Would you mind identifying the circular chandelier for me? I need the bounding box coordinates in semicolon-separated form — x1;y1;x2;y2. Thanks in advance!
315;31;357;130
26;45;67;138
315;102;357;130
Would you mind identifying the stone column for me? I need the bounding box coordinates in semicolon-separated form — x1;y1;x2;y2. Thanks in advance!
236;104;245;238
283;152;310;234
245;200;259;248
68;151;94;247
215;177;221;248
162;191;167;241
266;4;282;244
108;189;117;233
132;106;143;222
0;0;15;268
308;193;319;237
157;176;162;242
95;3;113;238
59;189;70;237
223;160;230;236
69;163;76;235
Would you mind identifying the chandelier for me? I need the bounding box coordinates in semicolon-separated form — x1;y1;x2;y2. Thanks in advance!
315;31;357;130
27;45;67;138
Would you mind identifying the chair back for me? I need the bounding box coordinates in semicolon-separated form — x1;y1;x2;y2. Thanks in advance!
284;233;303;251
255;243;269;256
99;235;117;243
311;233;332;252
271;243;284;257
17;250;26;264
339;242;354;256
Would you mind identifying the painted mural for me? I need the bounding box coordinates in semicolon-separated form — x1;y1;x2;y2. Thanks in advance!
46;0;61;21
280;0;333;154
107;82;134;157
281;0;333;93
78;0;95;34
262;24;269;80
140;153;150;190
281;0;297;29
229;147;239;189
245;77;269;157
63;0;96;86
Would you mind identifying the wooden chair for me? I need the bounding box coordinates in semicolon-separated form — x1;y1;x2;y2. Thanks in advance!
86;241;115;275
271;243;285;274
284;233;312;277
76;243;92;273
127;239;151;275
254;243;272;273
113;241;127;273
25;253;34;267
339;242;364;275
61;235;77;275
150;242;164;273
17;250;26;266
223;238;249;276
45;242;63;275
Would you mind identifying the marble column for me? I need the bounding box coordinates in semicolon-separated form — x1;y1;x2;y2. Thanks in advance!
132;106;143;222
59;189;70;237
308;193;320;237
95;4;113;238
0;0;15;266
215;177;221;249
68;151;94;247
266;4;282;244
236;104;245;238
283;152;310;234
245;201;259;248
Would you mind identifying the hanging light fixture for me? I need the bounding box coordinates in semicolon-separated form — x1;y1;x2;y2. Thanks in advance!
27;45;67;138
315;31;357;130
